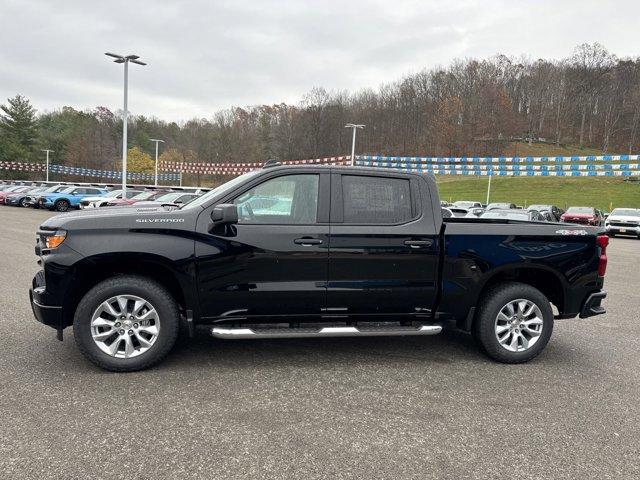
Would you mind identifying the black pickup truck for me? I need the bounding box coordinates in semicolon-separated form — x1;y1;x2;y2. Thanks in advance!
29;165;608;371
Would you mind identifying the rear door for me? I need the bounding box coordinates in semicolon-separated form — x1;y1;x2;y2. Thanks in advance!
327;172;440;319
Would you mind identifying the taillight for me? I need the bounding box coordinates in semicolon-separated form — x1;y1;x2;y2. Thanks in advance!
597;235;609;277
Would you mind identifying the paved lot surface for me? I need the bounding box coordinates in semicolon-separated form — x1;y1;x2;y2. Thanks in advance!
0;206;639;479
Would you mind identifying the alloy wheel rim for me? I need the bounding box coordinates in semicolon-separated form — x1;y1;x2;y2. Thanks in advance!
494;299;543;352
90;295;160;358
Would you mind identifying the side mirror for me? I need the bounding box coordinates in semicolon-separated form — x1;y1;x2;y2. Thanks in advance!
211;204;238;225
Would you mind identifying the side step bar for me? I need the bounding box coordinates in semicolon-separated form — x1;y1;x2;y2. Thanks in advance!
211;324;442;340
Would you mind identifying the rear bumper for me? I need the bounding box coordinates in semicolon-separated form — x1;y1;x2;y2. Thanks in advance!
579;291;606;318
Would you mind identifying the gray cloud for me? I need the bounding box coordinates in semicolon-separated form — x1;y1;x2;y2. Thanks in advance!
1;0;638;121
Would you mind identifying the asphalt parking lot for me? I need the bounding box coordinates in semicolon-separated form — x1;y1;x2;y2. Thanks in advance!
0;207;638;480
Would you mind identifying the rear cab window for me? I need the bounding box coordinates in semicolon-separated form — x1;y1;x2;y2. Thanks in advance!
331;173;422;225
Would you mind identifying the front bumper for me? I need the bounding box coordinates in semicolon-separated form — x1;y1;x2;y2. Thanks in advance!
37;197;54;208
579;291;607;318
606;224;640;236
30;270;64;330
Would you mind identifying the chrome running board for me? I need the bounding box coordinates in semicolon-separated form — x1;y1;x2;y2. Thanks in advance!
211;324;442;339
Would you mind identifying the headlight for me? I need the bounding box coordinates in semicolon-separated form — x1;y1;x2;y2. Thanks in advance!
44;230;67;249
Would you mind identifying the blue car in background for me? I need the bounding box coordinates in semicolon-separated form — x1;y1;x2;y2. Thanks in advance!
37;186;109;212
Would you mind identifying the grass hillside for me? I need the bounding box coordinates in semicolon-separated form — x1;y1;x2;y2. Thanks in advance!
437;142;639;210
437;176;639;211
503;141;606;158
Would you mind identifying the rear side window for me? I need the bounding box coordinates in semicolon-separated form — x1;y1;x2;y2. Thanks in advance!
342;175;413;224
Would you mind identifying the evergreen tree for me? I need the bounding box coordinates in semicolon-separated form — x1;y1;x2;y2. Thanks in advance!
0;95;37;161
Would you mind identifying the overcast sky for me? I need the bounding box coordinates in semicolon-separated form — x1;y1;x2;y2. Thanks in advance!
1;0;639;122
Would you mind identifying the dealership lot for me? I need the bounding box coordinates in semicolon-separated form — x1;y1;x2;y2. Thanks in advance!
1;207;639;479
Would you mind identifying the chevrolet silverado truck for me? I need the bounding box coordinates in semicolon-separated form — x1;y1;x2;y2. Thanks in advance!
29;165;608;371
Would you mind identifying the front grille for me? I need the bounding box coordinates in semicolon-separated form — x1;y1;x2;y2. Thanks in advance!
610;221;639;227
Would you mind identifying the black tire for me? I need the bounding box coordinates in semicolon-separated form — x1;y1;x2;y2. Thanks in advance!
54;199;70;212
608;232;615;237
472;282;553;363
20;198;28;207
73;276;180;372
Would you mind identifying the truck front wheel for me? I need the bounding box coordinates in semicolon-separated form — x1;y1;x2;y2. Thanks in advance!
73;276;180;372
473;282;554;363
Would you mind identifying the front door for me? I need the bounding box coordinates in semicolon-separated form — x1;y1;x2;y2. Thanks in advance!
196;171;330;320
327;172;440;319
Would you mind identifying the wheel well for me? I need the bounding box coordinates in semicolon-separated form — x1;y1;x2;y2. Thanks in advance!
467;268;564;330
62;257;187;327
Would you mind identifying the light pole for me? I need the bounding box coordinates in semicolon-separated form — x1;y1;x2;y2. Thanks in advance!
150;139;164;186
41;149;53;182
486;168;493;205
105;52;147;195
345;123;365;166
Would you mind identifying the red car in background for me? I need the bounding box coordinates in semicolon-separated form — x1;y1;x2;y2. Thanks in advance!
560;206;604;226
104;189;170;207
0;186;32;203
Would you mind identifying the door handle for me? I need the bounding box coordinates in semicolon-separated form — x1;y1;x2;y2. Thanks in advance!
404;239;433;248
294;237;323;246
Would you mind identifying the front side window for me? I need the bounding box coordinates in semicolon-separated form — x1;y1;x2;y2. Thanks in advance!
233;174;319;224
342;175;413;224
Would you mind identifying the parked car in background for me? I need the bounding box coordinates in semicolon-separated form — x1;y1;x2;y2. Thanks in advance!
481;209;545;221
464;207;485;218
25;185;68;208
4;186;48;207
538;210;555;222
561;207;603;226
0;186;32;203
605;208;640;238
528;204;562;222
38;186;109;212
79;189;142;209
449;207;470;217
104;189;170;207
486;202;516;210
452;200;482;209
131;192;200;207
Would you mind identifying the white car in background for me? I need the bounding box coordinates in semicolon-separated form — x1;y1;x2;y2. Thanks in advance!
79;189;142;208
605;208;640;238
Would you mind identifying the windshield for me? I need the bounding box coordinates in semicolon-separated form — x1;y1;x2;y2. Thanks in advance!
610;208;640;217
481;211;529;220
104;190;123;198
566;207;594;214
182;170;263;210
43;185;63;193
155;193;183;202
487;203;511;210
131;191;161;200
58;187;75;194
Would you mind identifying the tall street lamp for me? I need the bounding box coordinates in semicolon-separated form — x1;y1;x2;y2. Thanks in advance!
150;138;164;186
345;123;365;166
41;149;53;182
105;52;147;194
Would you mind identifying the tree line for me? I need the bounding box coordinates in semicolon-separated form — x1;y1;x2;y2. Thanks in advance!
2;42;640;181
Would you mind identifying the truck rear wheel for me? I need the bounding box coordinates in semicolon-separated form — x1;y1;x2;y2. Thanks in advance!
473;282;553;363
73;276;180;372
